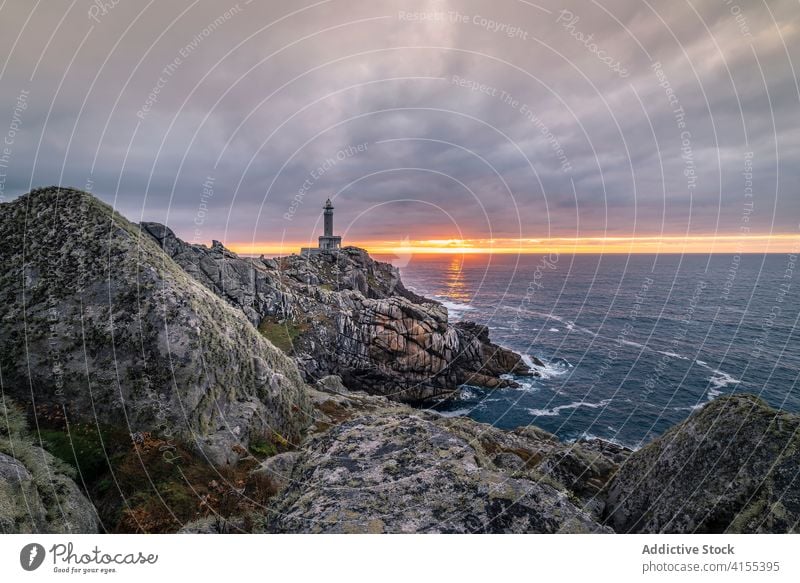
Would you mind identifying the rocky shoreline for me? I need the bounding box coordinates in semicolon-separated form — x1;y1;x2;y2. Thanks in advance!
140;220;536;401
1;187;798;534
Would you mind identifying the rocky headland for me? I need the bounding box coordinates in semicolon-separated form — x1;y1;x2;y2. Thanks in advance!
139;220;534;401
1;187;797;534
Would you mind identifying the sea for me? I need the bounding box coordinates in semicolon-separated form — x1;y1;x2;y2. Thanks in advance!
391;253;800;449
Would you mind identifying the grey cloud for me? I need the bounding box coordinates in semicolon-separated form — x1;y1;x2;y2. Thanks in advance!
0;0;797;245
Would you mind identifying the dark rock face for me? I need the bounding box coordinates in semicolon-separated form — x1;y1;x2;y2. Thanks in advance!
452;321;536;387
604;395;800;533
0;188;311;465
141;223;532;402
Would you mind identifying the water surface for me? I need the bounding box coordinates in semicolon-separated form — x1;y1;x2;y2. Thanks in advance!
393;253;799;447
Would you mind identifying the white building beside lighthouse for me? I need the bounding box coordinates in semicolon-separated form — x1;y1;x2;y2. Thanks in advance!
301;198;342;255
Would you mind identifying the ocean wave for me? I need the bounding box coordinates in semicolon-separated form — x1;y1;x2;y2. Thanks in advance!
513;379;542;392
548;327;560;332
506;308;598;338
615;337;692;361
673;403;705;412
524;355;571;380
458;386;482;400
658;350;690;360
527;398;612;417
692;359;741;397
709;369;740;389
437;298;475;319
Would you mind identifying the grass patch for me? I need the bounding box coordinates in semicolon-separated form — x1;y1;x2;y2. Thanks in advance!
257;316;306;353
108;433;279;533
248;438;277;458
24;405;286;533
248;430;292;460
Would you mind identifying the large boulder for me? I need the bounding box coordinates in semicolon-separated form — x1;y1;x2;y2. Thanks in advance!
603;394;800;533
260;388;615;533
0;188;311;465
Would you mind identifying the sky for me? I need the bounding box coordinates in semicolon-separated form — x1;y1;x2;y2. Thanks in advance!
0;0;798;254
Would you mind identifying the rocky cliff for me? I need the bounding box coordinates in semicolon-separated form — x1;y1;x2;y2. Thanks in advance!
141;222;533;402
1;188;797;534
0;187;311;465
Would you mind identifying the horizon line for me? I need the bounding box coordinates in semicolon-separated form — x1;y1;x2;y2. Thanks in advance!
226;234;800;256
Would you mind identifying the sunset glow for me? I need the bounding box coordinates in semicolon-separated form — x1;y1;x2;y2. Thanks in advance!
229;233;800;257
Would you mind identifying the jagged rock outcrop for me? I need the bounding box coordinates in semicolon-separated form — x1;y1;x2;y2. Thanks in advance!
0;188;311;465
604;395;800;533
0;399;98;533
253;377;620;533
141;222;532;402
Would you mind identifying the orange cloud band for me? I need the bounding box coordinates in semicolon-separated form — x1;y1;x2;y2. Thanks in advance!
228;234;800;256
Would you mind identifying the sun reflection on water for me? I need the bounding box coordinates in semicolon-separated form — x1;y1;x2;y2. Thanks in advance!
444;255;471;302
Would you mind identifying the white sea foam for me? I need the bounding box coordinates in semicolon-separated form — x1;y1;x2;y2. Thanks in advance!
658;350;690;360
458;386;481;400
548;327;560;332
527;398;612;417
437;299;475;320
523;355;572;380
617;338;691;361
707;369;740;395
515;380;541;392
529;310;599;338
619;338;645;350
692;359;741;396
673;403;705;412
709;369;740;388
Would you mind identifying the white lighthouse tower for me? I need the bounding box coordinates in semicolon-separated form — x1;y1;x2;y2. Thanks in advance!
301;198;342;255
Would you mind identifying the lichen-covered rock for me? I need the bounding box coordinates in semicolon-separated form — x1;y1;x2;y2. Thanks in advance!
0;188;311;465
251;451;302;496
0;400;98;533
440;418;630;519
603;394;800;533
262;410;611;533
315;374;349;394
141;223;533;402
253;387;616;533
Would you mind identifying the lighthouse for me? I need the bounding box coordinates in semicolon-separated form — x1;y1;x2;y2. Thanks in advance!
301;198;342;255
323;198;335;239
